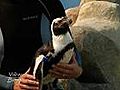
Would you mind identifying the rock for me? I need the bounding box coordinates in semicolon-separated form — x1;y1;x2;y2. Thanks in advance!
70;25;120;89
65;0;120;90
73;1;120;49
80;0;120;6
74;1;120;24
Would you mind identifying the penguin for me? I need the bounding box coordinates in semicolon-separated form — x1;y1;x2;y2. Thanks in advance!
29;16;75;89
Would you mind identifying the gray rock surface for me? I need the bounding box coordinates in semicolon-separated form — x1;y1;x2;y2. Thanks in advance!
65;0;120;90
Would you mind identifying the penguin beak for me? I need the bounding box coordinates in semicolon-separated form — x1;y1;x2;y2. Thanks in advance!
62;16;72;26
53;16;72;35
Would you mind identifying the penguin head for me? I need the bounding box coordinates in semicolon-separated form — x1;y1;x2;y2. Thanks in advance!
51;16;72;36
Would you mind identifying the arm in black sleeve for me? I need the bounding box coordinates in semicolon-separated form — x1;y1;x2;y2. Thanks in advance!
41;0;66;22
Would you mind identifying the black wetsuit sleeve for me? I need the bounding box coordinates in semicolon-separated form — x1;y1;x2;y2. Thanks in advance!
41;0;66;22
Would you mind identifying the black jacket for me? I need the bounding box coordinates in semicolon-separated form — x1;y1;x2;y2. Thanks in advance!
0;0;65;89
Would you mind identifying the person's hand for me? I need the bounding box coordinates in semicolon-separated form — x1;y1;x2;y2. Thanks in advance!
49;55;82;79
13;72;39;90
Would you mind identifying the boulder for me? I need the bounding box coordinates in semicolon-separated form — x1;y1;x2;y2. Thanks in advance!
70;26;120;90
73;1;120;49
65;0;120;90
80;0;120;6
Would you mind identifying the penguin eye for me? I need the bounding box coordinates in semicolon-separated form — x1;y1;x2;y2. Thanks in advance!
54;22;59;26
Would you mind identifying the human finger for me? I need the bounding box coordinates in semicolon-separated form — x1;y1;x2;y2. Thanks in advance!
19;84;39;90
51;64;73;75
20;78;39;86
51;63;82;79
20;74;36;80
55;63;74;70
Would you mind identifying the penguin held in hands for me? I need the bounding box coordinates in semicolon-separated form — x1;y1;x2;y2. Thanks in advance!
29;16;75;88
